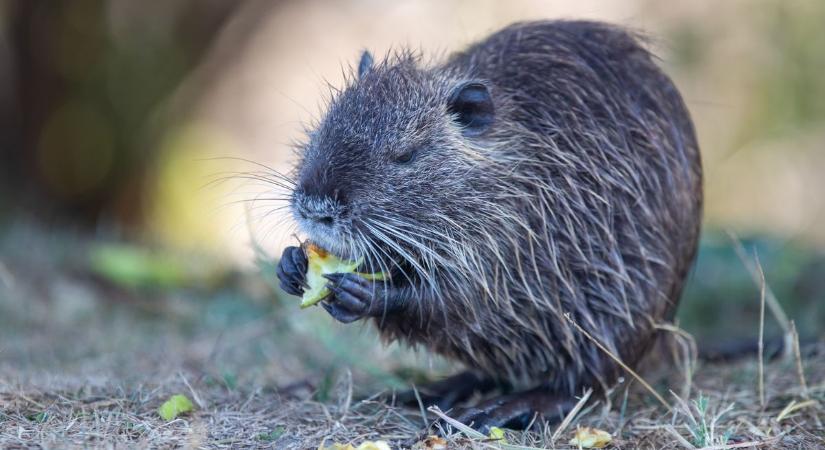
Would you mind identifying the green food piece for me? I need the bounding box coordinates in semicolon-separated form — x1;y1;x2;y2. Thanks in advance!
358;271;387;281
158;394;195;421
299;243;386;308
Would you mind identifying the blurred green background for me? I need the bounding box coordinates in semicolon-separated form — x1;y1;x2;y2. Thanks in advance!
0;0;823;376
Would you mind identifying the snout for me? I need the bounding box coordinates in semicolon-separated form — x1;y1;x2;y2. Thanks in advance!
292;190;358;258
292;190;344;229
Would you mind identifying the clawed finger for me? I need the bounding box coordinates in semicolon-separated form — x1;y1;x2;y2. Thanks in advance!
320;300;363;323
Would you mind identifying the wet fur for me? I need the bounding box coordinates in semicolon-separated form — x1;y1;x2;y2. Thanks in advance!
292;20;702;394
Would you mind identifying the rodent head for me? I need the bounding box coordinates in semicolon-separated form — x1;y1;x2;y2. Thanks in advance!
291;51;497;277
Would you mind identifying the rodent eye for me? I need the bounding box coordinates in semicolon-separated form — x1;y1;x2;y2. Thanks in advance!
394;149;417;164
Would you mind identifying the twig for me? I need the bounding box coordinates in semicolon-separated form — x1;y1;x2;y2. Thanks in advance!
427;406;547;450
411;385;429;429
694;437;778;450
179;372;205;409
656;323;698;401
775;399;819;422
756;260;766;408
790;321;809;399
564;313;671;411
727;232;791;335
427;406;485;439
550;388;593;442
339;369;353;421
663;425;696;449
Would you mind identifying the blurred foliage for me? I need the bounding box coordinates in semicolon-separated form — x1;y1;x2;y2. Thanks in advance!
657;1;825;246
1;0;823;247
679;232;824;341
89;243;186;290
147;124;243;251
741;1;825;143
86;241;231;291
666;22;707;74
1;0;238;228
663;1;825;145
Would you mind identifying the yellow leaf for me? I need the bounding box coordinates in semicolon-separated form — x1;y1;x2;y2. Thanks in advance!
320;441;391;450
413;436;447;449
321;445;354;450
569;427;612;448
356;442;391;450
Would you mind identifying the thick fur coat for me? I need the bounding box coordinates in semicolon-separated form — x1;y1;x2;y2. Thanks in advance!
291;20;702;394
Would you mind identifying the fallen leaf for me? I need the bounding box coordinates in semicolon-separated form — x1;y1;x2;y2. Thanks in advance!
356;442;391;450
320;440;391;450
158;394;195;421
569;427;612;448
413;436;447;449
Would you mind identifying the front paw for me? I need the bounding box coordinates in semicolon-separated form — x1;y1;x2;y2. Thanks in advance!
276;246;308;296
320;273;398;323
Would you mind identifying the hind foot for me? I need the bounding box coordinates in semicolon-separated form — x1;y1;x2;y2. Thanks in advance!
445;386;581;433
396;371;501;411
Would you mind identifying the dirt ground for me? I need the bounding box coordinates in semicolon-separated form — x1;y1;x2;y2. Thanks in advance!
1;224;823;449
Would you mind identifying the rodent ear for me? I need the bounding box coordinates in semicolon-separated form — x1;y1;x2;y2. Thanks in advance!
448;81;495;136
358;50;374;78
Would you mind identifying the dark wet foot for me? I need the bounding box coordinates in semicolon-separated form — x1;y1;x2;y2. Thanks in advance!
443;387;580;434
396;371;501;411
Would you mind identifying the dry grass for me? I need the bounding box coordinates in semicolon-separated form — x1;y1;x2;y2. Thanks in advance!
0;373;419;449
2;346;822;449
0;226;823;449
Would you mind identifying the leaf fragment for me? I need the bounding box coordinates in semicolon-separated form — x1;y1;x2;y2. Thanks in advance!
300;243;385;308
569;427;612;448
319;440;391;450
489;426;508;443
158;394;195;421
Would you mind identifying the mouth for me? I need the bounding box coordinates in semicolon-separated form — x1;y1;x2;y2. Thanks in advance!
292;201;402;275
298;220;398;276
291;195;359;260
294;214;360;262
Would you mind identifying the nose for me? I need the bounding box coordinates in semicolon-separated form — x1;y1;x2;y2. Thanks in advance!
293;191;340;227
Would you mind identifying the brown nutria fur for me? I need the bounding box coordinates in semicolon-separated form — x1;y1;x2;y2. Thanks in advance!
277;19;702;417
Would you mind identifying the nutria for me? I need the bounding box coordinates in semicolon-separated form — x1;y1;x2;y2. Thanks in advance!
276;20;702;430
